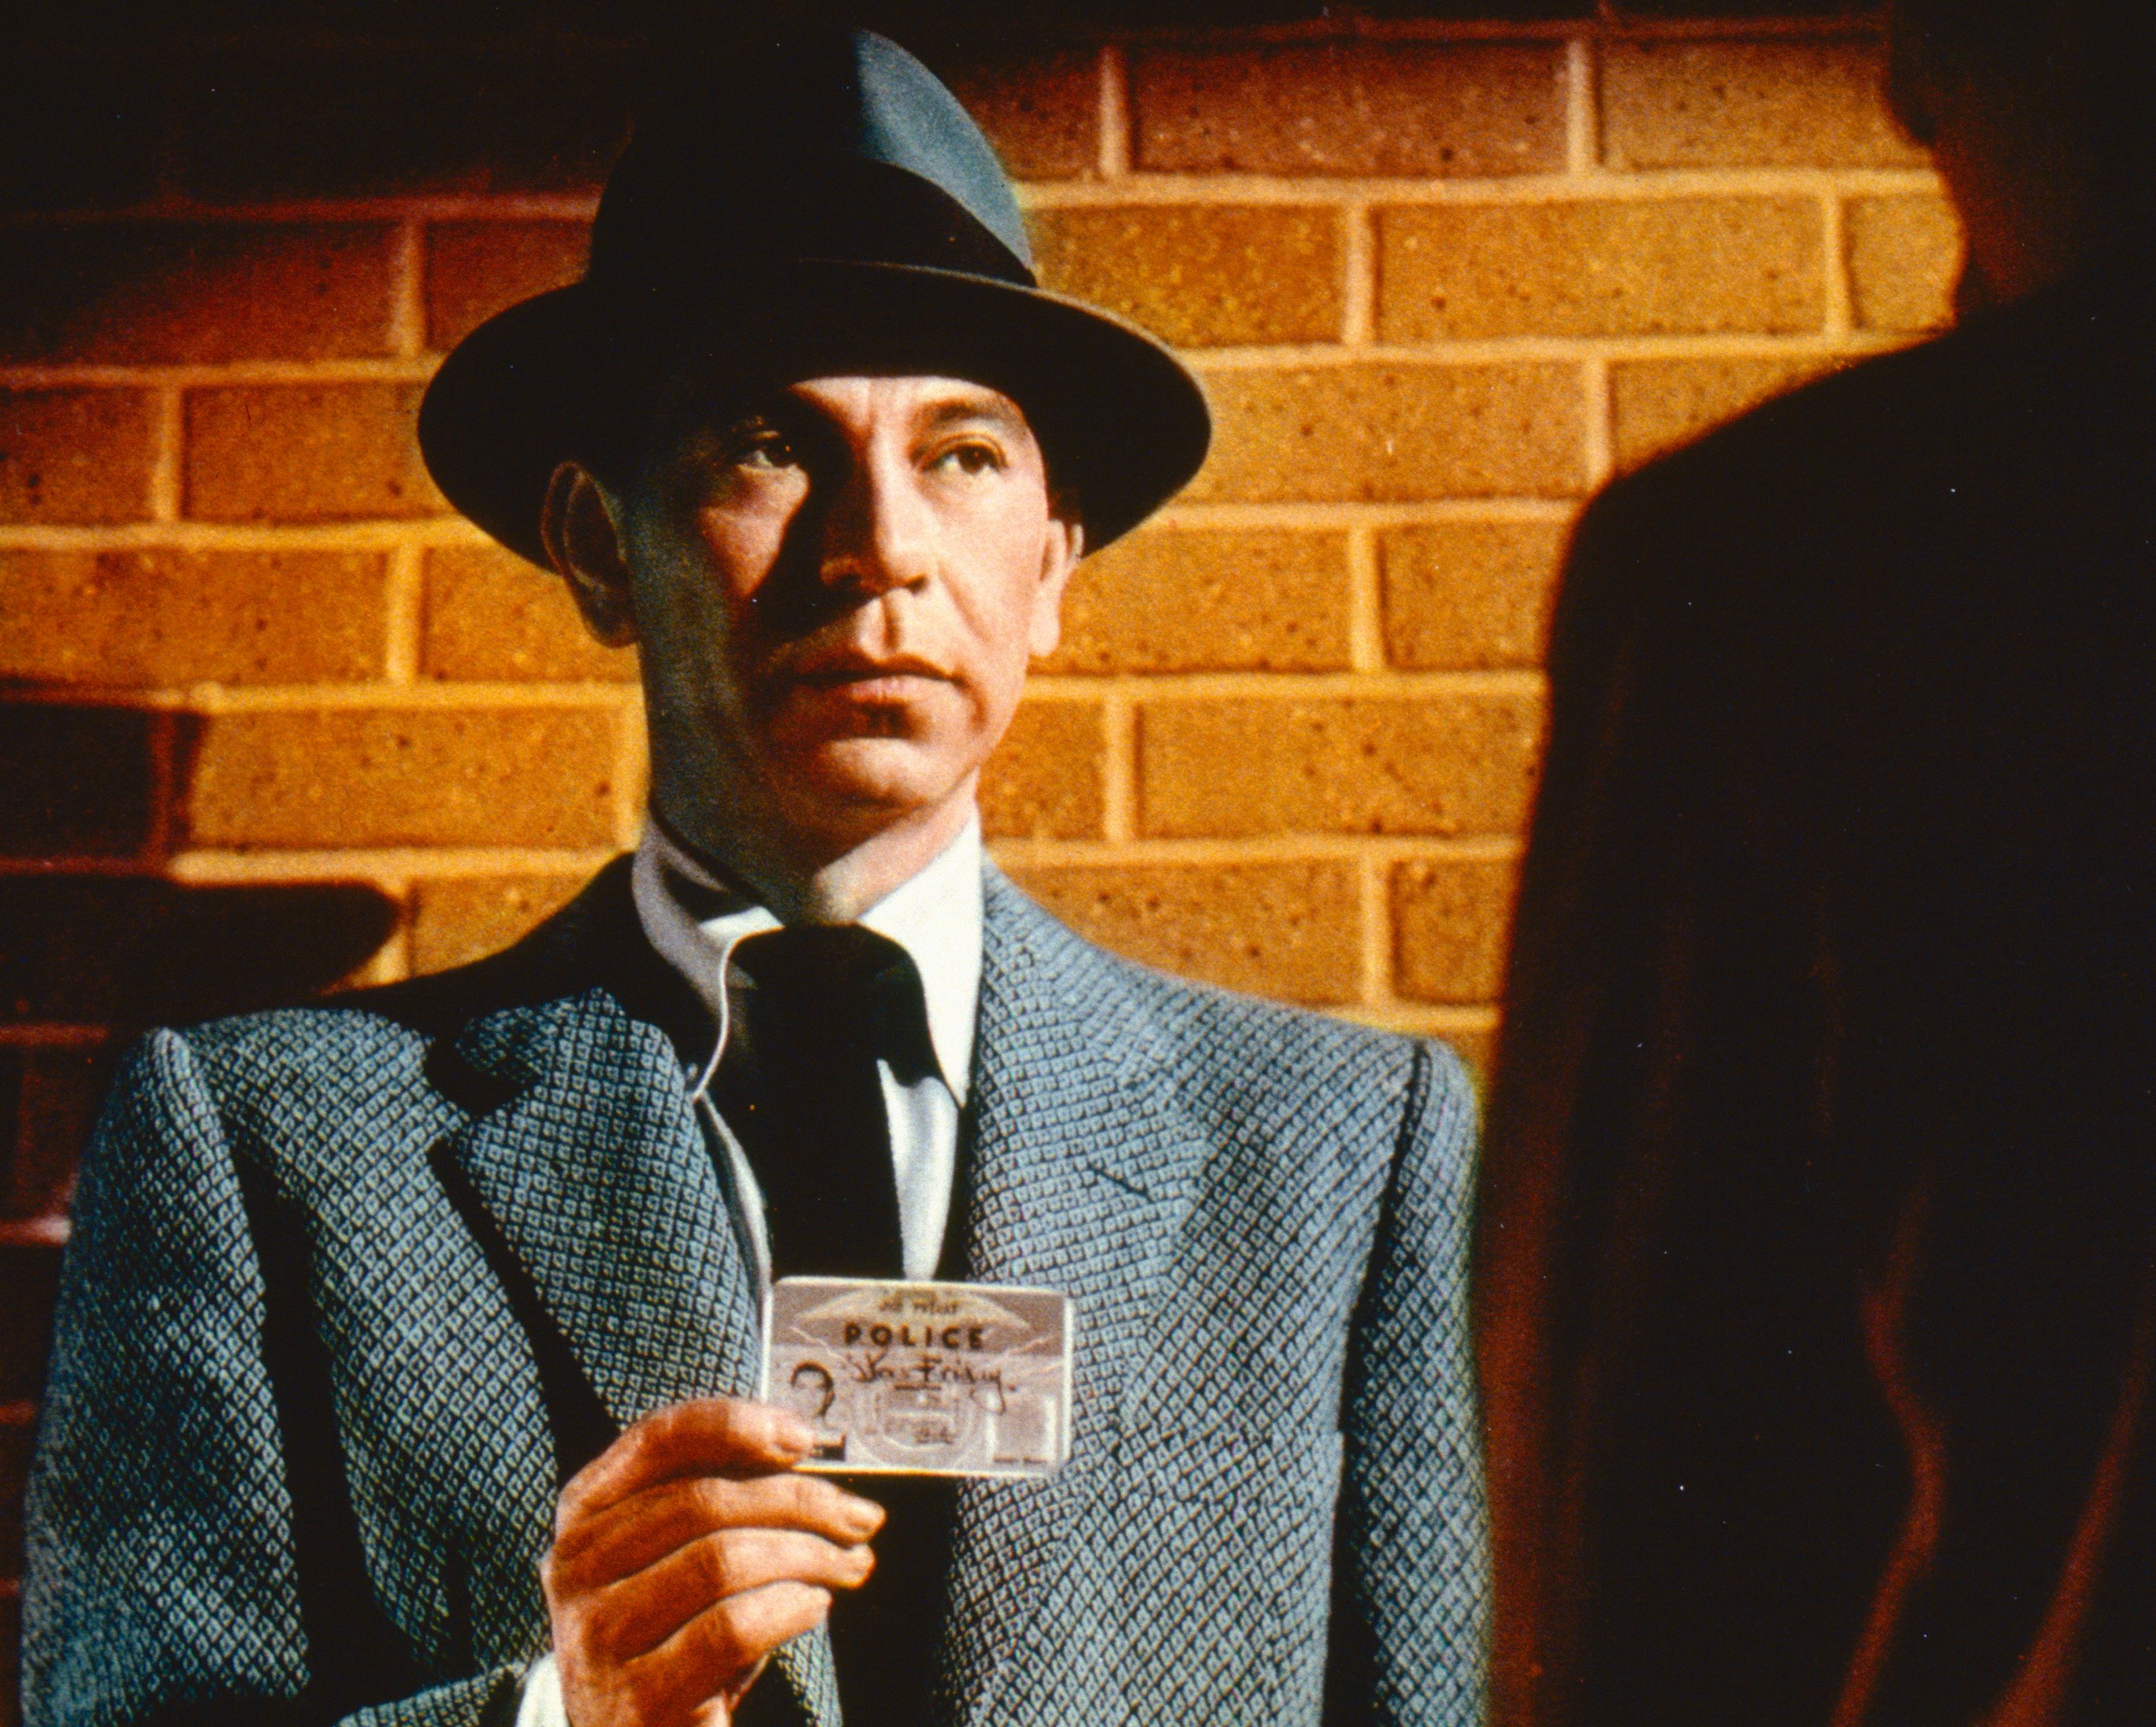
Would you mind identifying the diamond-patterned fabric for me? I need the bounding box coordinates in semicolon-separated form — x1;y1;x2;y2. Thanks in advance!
24;865;1486;1727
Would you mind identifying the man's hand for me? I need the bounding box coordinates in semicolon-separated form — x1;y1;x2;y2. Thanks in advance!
544;1398;885;1727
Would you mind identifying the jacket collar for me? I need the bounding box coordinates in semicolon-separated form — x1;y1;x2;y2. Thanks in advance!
426;860;1210;1727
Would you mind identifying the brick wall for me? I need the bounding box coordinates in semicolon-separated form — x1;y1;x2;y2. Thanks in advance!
0;10;1956;1713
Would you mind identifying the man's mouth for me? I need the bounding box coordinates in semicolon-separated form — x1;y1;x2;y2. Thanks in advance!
791;652;953;694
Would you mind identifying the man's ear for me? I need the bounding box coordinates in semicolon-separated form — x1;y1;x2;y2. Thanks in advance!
538;460;639;647
1028;503;1084;661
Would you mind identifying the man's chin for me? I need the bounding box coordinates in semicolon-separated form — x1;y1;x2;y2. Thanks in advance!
777;738;972;835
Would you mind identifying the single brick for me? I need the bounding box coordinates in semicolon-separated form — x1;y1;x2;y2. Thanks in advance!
180;706;622;850
1010;861;1361;1005
422;543;638;683
1;1415;29;1576
426;220;590;352
6;1045;107;1223
0;224;398;365
2;1591;20;1727
1392;856;1518;1003
184;384;446;523
0;877;396;1026
1139;693;1544;838
409;873;589;975
1031;205;1341;348
2;1591;21;1727
1046;528;1351;675
1381;520;1567;670
1601;39;1927;170
979;698;1103;840
0;390;154;524
0;549;388;687
0;54;165;211
1847;193;1961;333
0;1240;61;1403
944;50;1099;180
1190;362;1585;503
1611;355;1842;472
1378;198;1823;341
177;50;636;201
0;703;158;861
1132;43;1566;178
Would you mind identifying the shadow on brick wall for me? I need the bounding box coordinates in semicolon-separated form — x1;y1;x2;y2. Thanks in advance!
0;695;397;1710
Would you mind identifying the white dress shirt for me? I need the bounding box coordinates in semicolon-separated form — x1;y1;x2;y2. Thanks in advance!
519;816;984;1727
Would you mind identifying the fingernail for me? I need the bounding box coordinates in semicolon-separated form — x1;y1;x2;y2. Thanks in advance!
773;1412;817;1453
846;1498;887;1537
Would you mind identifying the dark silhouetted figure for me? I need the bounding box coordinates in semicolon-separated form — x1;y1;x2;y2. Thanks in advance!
1477;3;2156;1724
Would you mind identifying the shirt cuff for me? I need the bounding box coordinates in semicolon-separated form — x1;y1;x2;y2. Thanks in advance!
516;1651;571;1727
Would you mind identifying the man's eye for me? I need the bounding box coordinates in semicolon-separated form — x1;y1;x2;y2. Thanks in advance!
935;442;1004;476
731;432;799;471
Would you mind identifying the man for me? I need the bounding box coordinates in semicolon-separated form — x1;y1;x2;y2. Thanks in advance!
1477;3;2154;1723
24;29;1486;1727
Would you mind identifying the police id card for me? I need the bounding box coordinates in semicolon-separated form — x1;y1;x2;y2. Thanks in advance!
760;1276;1073;1479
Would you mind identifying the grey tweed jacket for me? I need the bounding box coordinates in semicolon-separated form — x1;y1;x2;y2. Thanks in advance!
24;862;1486;1727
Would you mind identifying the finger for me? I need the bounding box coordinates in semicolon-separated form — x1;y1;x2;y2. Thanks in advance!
628;1582;834;1722
552;1471;886;1592
586;1528;873;1660
559;1398;816;1530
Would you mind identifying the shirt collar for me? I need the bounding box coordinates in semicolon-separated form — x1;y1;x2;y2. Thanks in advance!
630;815;983;1105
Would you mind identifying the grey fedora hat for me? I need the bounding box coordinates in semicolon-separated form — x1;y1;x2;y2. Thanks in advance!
418;26;1210;564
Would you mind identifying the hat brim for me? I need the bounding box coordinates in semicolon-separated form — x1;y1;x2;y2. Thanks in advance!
418;259;1211;567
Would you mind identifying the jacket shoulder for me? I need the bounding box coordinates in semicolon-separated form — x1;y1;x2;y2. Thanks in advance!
986;869;1468;1145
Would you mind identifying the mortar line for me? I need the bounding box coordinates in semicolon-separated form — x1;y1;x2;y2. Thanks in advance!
0;1024;111;1048
1154;498;1580;530
1013;166;1940;210
0;358;444;389
146;387;185;523
1358;850;1392;1007
1340;1002;1500;1037
1564;37;1599;176
1183;330;1910;368
0;519;493;552
381;541;425;685
1098;691;1136;843
143;705;179;865
1821;190;1853;337
153;680;641;713
1033;667;1544;700
164;847;623;883
387;218;428;359
986;834;1527;868
1097;43;1132;179
1340;202;1375;346
1345;523;1385;672
1582;354;1615;489
365;905;414;986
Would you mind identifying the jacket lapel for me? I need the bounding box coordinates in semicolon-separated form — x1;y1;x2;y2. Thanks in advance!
431;880;840;1727
440;987;764;1425
939;871;1213;1727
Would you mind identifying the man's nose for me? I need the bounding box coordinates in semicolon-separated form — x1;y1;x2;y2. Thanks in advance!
818;452;934;598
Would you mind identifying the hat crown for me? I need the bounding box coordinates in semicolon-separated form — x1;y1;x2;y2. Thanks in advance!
589;28;1033;300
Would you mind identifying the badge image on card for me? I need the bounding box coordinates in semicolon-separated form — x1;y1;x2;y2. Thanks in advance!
760;1277;1074;1479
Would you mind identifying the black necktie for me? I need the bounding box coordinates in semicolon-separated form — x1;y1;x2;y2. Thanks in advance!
719;925;914;1282
714;925;955;1727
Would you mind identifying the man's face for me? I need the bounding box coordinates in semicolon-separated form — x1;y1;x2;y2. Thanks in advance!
598;374;1079;868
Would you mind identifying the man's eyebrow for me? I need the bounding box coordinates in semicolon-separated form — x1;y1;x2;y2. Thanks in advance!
914;393;1030;437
